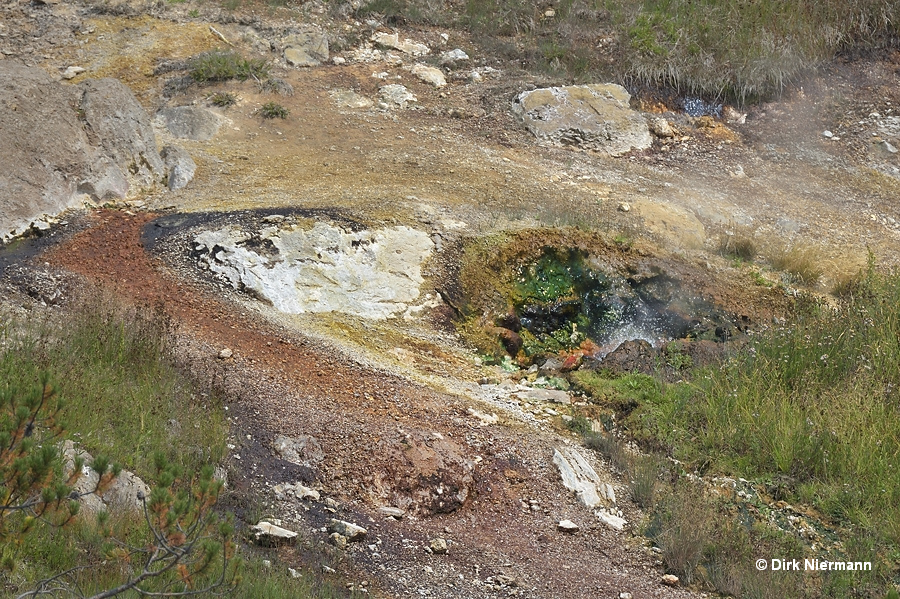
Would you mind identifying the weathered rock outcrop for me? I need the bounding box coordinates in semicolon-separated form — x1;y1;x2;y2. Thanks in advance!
62;441;151;515
0;63;168;240
160;144;196;190
155;106;222;141
195;221;434;320
283;31;330;67
512;84;652;156
79;77;165;187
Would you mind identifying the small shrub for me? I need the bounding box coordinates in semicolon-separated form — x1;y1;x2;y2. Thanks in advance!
190;50;268;83
629;455;660;510
565;413;593;436
209;91;237;107
257;77;294;96
647;482;713;584
259;102;289;119
663;342;693;372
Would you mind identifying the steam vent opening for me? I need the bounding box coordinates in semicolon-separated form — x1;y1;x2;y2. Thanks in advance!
460;239;744;371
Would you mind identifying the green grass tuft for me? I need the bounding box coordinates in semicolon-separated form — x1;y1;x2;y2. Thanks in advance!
190;50;269;83
210;91;238;107
259;101;289;119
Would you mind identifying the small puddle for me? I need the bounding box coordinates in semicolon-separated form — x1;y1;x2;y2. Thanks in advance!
457;234;742;365
512;248;731;358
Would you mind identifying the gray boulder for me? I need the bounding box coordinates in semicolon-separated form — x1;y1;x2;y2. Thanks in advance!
327;519;367;541
512;84;652;156
160;145;196;190
273;434;325;468
155;106;222;141
251;520;298;546
62;441;151;515
79;77;165;187
0;63;165;240
378;84;416;109
283;31;329;67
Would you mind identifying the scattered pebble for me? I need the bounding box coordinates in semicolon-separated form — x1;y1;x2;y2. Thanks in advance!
429;538;448;554
557;519;579;534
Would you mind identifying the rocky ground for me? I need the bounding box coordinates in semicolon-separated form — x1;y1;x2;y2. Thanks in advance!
4;0;900;597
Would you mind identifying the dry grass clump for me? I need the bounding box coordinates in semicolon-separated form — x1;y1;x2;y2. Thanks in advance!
765;241;824;285
717;224;758;261
348;0;900;101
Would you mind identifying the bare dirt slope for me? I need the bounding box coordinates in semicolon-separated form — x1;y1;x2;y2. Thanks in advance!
5;0;900;597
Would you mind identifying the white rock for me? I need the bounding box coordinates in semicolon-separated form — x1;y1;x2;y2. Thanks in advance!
661;574;679;586
378;84;417;108
372;32;430;56
516;388;571;404
822;130;834;138
648;117;674;138
295;484;320;501
195;222;432;320
330;89;373;109
557;519;579;533
596;509;627;531
378;506;406;519
327;519;367;541
332;56;346;65
467;407;498;425
251;521;298;545
218;348;233;359
411;64;446;88
602;482;616;504
62;66;85;79
553;447;603;508
439;49;469;67
61;441;150;515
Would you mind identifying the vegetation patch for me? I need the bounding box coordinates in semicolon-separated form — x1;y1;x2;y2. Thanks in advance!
190;50;269;83
561;258;900;596
210;91;238;107
0;296;225;474
766;241;825;285
347;0;900;102
259;101;289;119
0;297;352;597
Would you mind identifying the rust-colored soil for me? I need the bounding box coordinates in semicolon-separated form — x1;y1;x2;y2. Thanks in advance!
45;211;700;598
